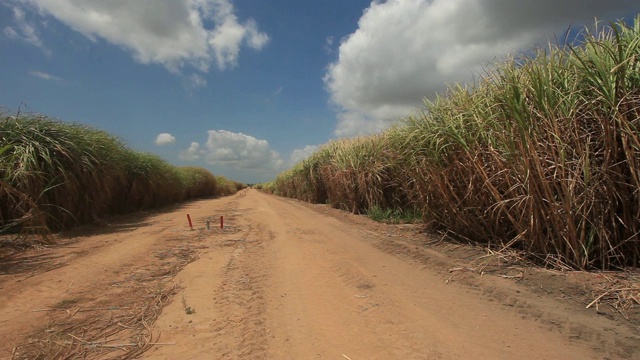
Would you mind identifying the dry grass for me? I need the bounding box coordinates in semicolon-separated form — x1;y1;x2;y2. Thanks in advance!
268;17;640;270
10;244;202;360
12;284;178;360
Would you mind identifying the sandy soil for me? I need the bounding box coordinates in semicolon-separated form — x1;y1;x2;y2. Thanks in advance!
1;189;639;359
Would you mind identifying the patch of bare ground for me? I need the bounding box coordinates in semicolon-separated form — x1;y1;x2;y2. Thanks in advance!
1;189;639;360
296;198;640;358
0;194;246;360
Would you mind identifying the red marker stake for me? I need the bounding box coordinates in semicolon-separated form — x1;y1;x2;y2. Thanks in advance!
187;214;193;231
220;215;224;229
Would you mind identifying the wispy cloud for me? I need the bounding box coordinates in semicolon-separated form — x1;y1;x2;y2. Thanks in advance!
324;35;335;54
3;26;19;39
189;74;207;89
5;5;51;55
29;70;62;81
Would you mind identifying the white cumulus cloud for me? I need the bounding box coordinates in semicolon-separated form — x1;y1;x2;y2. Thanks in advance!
290;145;319;165
204;130;284;171
10;0;269;74
179;131;286;181
180;142;202;161
325;0;640;137
155;133;176;146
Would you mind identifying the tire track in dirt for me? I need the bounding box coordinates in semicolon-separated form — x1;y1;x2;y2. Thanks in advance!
253;194;454;359
207;222;270;359
143;194;273;360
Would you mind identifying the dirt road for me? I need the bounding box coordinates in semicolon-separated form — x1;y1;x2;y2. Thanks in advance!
1;189;638;359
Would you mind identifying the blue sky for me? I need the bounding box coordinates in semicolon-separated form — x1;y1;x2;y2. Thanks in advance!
2;0;640;183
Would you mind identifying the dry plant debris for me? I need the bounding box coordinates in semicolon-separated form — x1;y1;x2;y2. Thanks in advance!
10;244;202;360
